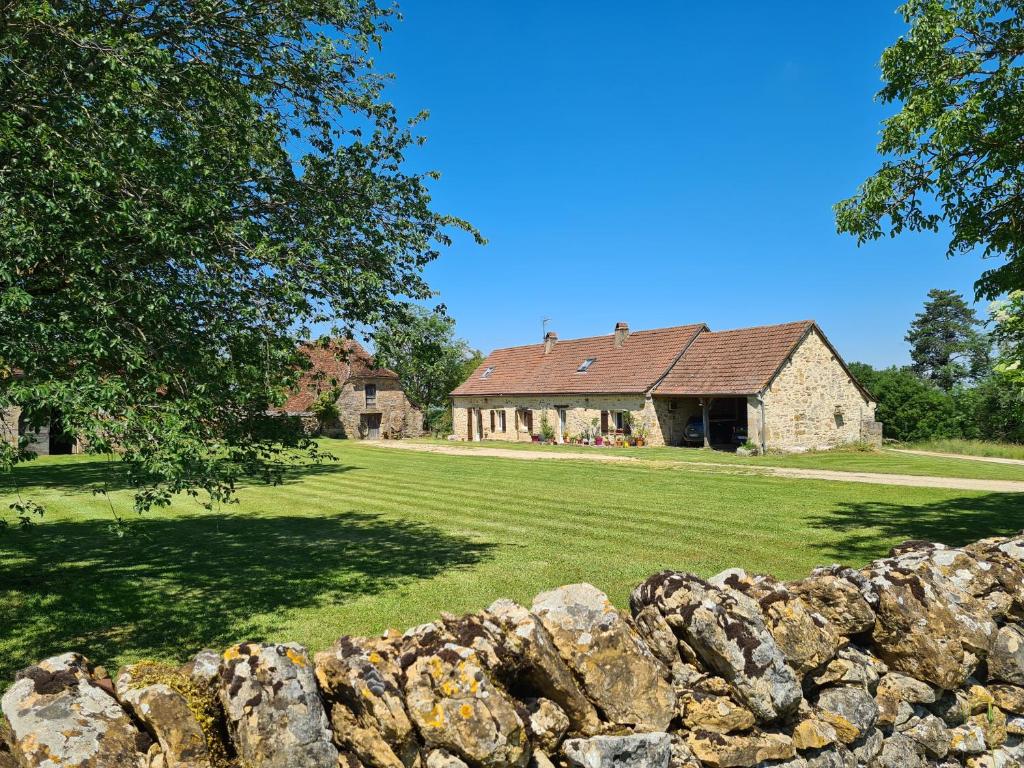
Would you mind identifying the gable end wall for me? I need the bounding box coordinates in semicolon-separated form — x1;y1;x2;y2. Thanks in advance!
761;329;876;451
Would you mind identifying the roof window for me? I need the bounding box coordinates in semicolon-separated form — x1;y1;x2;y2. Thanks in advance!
481;366;494;379
577;358;596;372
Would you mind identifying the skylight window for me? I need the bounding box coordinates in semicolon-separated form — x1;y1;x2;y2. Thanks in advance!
481;366;495;379
577;358;596;372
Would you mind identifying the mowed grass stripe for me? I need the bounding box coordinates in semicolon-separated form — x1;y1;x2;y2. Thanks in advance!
2;439;1021;686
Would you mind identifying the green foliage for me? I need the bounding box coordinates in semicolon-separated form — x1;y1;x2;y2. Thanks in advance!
0;0;479;519
905;289;990;389
310;388;343;425
539;413;556;442
835;0;1024;298
372;306;481;436
850;362;962;441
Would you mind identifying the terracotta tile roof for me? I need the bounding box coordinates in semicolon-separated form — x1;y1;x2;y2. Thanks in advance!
279;340;397;413
654;320;814;396
450;324;706;397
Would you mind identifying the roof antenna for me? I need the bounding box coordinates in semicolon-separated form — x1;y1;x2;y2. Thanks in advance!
542;317;551;340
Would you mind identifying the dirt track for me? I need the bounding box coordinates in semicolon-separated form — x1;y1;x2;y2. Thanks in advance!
371;441;1024;494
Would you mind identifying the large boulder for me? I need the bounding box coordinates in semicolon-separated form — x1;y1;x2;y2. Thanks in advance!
859;545;997;689
685;730;796;767
631;571;801;722
789;566;876;638
403;644;529;768
485;599;602;735
561;733;672;768
532;583;675;731
711;570;840;678
1;653;150;768
219;642;338;768
115;662;223;768
314;635;421;768
989;624;1024;685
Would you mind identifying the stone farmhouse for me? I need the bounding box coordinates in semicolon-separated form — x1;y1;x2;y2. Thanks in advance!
278;340;423;440
450;320;881;452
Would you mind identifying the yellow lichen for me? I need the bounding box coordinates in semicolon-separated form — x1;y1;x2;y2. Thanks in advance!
459;703;473;719
285;648;306;668
128;661;233;768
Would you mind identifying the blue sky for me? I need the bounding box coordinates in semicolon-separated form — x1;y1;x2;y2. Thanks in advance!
370;1;991;367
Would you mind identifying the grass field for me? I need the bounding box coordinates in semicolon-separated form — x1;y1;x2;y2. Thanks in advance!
2;439;1021;685
905;438;1024;461
409;437;1024;481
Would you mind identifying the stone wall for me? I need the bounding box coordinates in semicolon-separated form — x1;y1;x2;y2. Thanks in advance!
328;377;423;440
0;408;18;449
6;532;1024;767
762;329;878;452
451;394;671;445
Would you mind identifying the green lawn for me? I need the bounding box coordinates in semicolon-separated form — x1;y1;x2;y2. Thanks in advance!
905;438;1024;461
2;439;1021;686
410;437;1024;482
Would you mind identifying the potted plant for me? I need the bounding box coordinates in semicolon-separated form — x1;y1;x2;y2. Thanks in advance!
539;413;556;444
632;417;650;447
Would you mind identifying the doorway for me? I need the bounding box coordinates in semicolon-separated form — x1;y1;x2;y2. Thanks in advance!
557;407;568;442
361;413;382;440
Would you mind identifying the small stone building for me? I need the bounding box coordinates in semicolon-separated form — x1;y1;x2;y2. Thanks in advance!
278;340;423;440
450;320;880;452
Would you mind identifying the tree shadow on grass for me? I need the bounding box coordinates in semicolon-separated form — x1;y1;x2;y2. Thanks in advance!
808;492;1024;565
0;455;360;495
0;510;494;682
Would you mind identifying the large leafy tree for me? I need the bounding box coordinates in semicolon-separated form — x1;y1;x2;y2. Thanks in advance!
905;288;990;389
835;0;1024;298
0;0;479;521
373;307;480;432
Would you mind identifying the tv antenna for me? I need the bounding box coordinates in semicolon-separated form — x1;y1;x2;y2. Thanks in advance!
542;317;551;338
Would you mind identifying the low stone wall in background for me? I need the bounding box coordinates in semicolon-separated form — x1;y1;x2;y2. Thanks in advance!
4;534;1024;767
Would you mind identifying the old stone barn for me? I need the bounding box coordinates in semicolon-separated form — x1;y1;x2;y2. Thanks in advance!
278;340;423;440
450;321;880;452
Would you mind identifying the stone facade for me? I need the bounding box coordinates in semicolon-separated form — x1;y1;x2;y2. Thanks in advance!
760;329;879;452
0;406;81;455
7;533;1024;768
453;328;880;453
321;376;423;440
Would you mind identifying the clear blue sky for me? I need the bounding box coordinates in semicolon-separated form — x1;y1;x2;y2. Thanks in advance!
370;1;989;367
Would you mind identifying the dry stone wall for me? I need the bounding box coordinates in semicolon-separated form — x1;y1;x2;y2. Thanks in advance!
5;533;1024;767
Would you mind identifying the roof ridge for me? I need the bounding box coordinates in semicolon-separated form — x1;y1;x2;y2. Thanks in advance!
483;323;705;354
703;319;814;336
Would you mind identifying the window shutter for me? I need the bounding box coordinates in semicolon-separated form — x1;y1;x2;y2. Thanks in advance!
490;411;495;431
526;410;533;432
600;411;609;433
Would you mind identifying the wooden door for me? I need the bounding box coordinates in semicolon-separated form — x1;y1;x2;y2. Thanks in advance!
363;413;382;439
467;409;473;440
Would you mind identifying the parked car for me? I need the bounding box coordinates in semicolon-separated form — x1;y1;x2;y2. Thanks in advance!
682;415;748;447
732;423;748;445
682;415;704;446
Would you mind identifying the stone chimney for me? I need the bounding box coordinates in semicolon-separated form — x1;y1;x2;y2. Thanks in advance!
544;331;558;355
614;322;630;348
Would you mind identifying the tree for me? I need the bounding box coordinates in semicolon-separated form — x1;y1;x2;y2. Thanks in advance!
835;0;1024;299
372;307;480;433
848;362;961;441
0;0;480;522
905;289;990;390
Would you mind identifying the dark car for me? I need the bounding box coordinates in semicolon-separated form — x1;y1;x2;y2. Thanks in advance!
682;415;704;445
682;415;748;447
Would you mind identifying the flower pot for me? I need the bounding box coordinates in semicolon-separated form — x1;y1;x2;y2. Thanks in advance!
595;437;603;446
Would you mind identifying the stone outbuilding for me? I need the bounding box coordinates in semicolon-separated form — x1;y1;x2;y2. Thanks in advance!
450;320;880;452
278;340;423;440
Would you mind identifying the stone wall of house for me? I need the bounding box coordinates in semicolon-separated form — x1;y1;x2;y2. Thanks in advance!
762;329;878;452
451;394;671;445
6;533;1024;768
0;407;18;449
332;377;423;440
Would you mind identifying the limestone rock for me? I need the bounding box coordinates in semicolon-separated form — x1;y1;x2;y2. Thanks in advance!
712;570;840;678
219;642;338;768
485;599;602;734
792;717;839;751
989;624;1024;685
899;711;950;759
561;733;672;768
115;663;220;768
668;734;702;768
990;683;1024;714
874;733;926;768
789;566;876;637
631;571;800;722
404;644;529;768
314;635;420;767
949;722;989;755
809;646;883;690
532;583;675;731
685;730;796;767
524;698;569;754
814;686;878;743
799;745;855;768
968;707;1007;749
860;548;996;689
1;653;149;768
876;672;937;726
425;750;469;768
679;691;755;735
